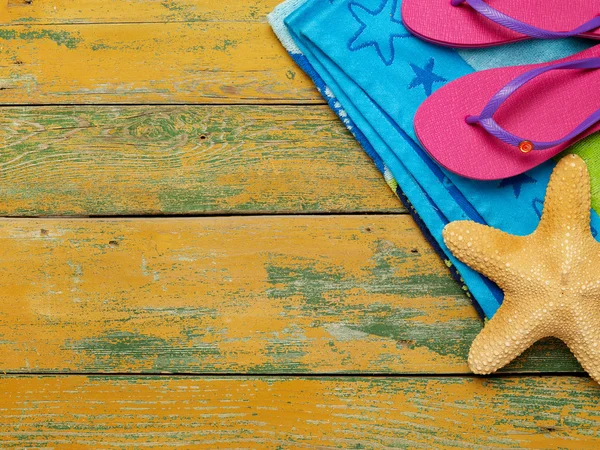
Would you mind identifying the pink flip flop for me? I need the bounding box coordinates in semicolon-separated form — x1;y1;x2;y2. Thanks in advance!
402;0;600;48
414;45;600;180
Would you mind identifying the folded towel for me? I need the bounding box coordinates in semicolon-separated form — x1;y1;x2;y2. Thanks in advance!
269;0;598;318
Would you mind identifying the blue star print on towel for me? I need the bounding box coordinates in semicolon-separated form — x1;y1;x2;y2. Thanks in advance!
408;58;447;96
498;174;537;198
348;0;410;66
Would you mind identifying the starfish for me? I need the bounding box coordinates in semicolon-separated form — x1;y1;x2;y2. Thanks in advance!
498;173;537;199
443;155;600;383
348;0;411;66
408;58;446;96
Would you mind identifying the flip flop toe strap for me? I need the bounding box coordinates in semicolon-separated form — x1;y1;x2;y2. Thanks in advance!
466;57;600;153
451;0;600;40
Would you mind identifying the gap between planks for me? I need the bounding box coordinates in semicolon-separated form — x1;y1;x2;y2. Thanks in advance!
0;211;410;219
0;372;592;379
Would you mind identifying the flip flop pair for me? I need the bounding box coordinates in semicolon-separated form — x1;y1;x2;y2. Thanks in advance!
404;1;600;180
402;0;600;180
415;45;600;180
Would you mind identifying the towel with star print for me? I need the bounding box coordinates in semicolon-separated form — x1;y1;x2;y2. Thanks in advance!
268;0;598;319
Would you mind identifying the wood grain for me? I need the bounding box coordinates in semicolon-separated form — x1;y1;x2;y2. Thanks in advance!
1;375;599;449
0;22;317;104
0;105;400;216
0;0;588;445
0;215;581;374
3;0;280;25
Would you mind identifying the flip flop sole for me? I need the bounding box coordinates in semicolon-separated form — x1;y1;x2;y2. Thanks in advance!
415;45;600;180
402;0;600;48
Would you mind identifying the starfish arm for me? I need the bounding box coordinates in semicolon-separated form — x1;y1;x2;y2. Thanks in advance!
559;310;600;384
538;155;591;235
468;297;541;374
443;221;525;288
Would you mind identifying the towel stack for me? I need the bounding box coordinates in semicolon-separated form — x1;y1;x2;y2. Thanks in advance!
268;0;598;318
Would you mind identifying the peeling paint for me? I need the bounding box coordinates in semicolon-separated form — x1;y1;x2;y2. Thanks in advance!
0;28;82;49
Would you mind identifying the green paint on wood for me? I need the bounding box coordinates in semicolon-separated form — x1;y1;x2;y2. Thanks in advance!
213;40;238;52
161;0;184;12
66;332;171;368
0;105;400;216
266;259;346;306
0;28;82;49
65;330;220;371
367;239;465;298
90;43;117;51
265;239;464;306
263;248;475;359
14;18;36;23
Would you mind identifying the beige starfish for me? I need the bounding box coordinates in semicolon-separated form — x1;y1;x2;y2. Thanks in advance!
443;154;600;383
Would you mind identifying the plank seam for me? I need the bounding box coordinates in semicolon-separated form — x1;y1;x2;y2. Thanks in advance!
0;211;410;220
0;102;327;107
0;372;586;378
0;20;273;27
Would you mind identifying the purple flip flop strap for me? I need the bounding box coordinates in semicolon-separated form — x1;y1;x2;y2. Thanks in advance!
451;0;600;40
465;57;600;152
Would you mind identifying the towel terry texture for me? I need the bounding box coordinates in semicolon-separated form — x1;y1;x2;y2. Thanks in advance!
268;0;599;319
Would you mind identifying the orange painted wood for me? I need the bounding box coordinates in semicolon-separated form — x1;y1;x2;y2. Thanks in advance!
0;21;317;104
0;376;598;449
3;0;280;25
0;216;581;374
0;105;401;216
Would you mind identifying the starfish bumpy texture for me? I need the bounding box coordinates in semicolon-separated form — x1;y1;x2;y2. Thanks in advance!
444;155;600;383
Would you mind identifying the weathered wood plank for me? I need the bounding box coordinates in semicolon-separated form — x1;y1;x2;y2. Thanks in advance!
2;0;280;25
0;22;317;104
0;215;581;374
0;105;400;216
1;375;599;448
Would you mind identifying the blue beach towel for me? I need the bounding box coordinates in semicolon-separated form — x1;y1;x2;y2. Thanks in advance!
268;0;596;319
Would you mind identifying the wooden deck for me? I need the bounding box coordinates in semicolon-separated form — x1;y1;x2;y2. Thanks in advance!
0;1;598;448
